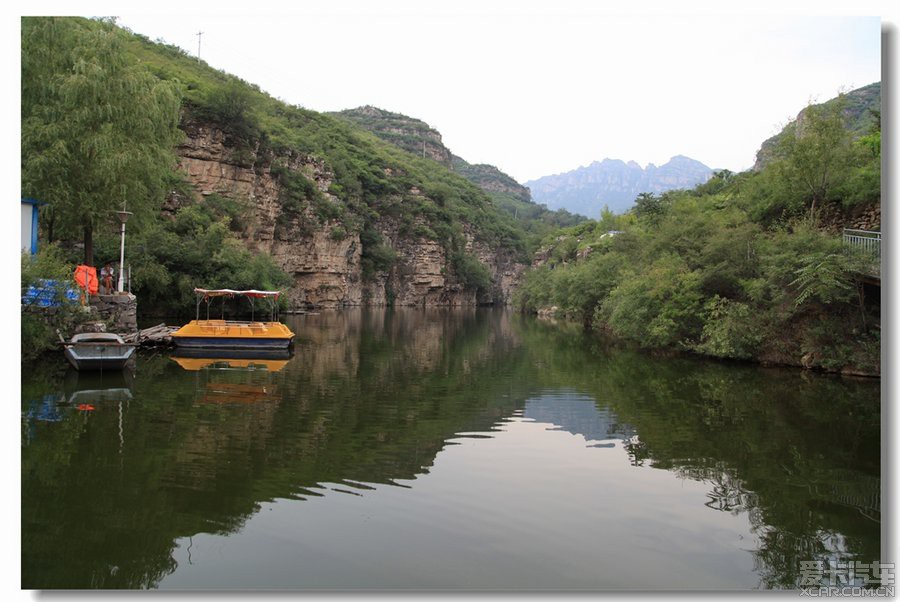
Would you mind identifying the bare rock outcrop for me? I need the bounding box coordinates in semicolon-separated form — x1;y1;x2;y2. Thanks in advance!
172;119;525;308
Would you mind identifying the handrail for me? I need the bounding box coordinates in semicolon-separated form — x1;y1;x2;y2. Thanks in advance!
842;229;880;277
842;229;880;254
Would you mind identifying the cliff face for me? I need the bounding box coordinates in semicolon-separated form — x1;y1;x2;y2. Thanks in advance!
337;107;534;203
174;119;524;309
334;106;453;167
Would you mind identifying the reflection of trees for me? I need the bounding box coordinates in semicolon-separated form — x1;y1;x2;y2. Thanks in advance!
21;311;880;589
21;308;533;589
514;318;881;589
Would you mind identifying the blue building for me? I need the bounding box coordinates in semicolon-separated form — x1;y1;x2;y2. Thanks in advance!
21;198;43;255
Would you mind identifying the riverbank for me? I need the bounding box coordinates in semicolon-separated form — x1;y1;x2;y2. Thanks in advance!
530;309;880;378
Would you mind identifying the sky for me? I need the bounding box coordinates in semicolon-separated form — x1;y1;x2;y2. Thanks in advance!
100;3;886;183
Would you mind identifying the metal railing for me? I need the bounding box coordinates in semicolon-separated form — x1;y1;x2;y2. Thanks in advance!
843;229;881;257
843;229;880;277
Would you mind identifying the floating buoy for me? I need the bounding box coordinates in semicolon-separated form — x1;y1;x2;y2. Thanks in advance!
77;404;95;412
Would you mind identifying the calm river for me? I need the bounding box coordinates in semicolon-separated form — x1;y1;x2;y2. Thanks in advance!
21;309;881;590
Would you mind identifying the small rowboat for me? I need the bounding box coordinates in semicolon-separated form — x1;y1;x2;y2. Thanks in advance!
63;332;135;371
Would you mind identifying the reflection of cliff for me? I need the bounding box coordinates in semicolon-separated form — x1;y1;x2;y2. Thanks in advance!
21;308;532;589
523;391;634;444
164;360;285;495
21;312;881;590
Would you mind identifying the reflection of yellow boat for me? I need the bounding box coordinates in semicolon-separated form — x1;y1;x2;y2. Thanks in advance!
171;354;286;405
171;357;289;372
171;289;295;350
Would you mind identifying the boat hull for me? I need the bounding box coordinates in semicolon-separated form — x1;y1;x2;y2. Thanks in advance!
171;320;295;351
64;346;135;371
171;336;293;350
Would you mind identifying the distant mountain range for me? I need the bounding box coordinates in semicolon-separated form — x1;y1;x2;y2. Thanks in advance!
525;155;714;219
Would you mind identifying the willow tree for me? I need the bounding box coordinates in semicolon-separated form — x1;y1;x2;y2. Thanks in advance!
22;17;182;265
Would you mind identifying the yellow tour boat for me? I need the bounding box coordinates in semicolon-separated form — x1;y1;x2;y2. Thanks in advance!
171;288;295;351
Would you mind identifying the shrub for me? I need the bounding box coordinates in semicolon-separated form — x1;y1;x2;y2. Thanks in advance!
693;296;762;360
598;255;704;349
451;251;492;293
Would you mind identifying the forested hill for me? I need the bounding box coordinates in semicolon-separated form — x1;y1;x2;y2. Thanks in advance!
514;84;881;375
754;82;881;170
334;105;586;248
22;17;572;316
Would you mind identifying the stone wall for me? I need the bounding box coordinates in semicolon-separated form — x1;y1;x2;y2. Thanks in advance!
89;293;138;334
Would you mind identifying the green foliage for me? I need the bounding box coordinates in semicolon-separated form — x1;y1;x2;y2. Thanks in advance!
598;255;705;349
21;244;73;294
764;97;855;220
94;198;292;316
694;296;762;360
360;226;398;281
22;17;183;265
450;251;492;294
20;245;83;361
516;124;881;371
194;78;261;146
632;192;667;223
790;252;857;307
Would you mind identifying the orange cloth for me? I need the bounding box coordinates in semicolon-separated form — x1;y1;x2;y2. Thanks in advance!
74;265;99;295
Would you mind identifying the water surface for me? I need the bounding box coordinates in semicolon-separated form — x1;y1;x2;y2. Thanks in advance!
21;309;881;590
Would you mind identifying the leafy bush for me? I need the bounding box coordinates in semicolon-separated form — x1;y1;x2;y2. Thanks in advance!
21;245;82;362
693;296;762;360
598;255;704;349
93;199;292;316
450;251;491;294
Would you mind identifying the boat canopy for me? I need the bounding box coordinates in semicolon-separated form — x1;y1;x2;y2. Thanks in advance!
192;288;284;322
194;288;281;299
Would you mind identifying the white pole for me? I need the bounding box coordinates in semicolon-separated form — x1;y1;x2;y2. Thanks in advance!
118;220;126;293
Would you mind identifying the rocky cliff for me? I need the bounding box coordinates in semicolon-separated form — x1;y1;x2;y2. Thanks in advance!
173;117;525;309
336;107;533;204
333;106;453;167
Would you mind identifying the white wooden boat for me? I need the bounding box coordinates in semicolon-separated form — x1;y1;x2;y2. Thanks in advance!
63;333;135;371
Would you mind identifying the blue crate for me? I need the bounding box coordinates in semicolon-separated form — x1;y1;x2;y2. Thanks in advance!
22;279;80;307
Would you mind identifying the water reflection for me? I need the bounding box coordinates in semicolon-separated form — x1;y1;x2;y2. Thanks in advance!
21;308;880;590
522;390;635;446
171;354;289;405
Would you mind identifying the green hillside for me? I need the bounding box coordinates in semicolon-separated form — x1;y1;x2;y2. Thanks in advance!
23;16;579;333
335;106;586;251
515;84;882;374
120;26;530;259
755;81;881;169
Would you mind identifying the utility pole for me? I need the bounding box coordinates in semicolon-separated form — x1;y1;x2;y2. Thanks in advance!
196;30;204;62
115;203;132;294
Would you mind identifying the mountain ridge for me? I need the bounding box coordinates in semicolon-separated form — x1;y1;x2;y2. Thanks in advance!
525;155;714;218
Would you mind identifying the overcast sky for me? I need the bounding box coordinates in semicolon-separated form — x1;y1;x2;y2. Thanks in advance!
112;4;882;183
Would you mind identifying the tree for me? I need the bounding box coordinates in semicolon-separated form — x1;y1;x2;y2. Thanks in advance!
633;192;665;223
769;97;853;220
22;17;183;265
